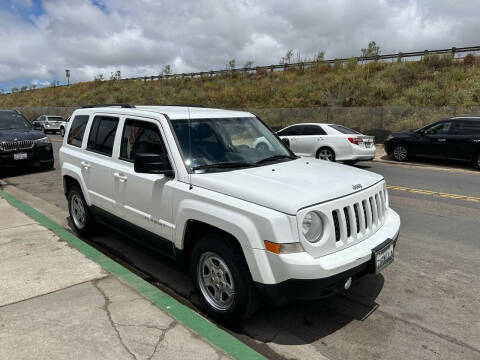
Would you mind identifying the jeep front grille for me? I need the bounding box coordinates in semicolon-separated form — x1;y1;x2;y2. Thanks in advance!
0;140;35;152
332;190;387;243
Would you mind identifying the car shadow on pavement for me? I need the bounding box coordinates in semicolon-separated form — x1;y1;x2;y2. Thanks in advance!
0;165;55;179
67;216;384;351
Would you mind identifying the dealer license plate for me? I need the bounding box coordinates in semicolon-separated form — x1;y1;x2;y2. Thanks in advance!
14;153;27;160
365;142;372;148
374;241;394;273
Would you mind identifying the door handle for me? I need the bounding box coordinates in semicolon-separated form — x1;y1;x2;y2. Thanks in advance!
80;161;90;170
474;139;480;143
113;172;128;182
437;138;447;142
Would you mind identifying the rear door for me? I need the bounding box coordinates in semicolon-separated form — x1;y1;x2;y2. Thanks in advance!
82;114;122;216
114;116;175;255
448;119;480;160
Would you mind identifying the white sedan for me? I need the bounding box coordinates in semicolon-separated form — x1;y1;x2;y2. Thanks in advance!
253;123;375;165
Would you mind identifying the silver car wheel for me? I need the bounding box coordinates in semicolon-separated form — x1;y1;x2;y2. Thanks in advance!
197;252;235;311
318;149;333;161
393;146;408;161
70;194;86;230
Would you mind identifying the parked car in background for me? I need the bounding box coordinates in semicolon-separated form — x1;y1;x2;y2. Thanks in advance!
384;116;480;169
253;123;375;165
0;110;54;169
32;115;67;135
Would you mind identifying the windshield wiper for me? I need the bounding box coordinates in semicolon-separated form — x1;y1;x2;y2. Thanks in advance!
256;154;295;165
192;162;258;171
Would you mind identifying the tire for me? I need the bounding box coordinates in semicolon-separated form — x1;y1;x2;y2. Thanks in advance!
316;147;336;162
60;127;65;137
473;153;480;170
190;233;258;322
68;185;95;236
343;160;357;166
255;142;269;151
40;160;54;170
392;144;409;162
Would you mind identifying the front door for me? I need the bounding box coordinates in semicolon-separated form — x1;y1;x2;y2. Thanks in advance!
415;121;453;158
114;117;175;255
448;119;480;161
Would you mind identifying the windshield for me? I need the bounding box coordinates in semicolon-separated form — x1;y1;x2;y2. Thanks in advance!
171;117;294;173
48;116;63;121
0;112;31;130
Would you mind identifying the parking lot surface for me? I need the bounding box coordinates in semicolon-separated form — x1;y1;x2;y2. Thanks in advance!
1;134;479;360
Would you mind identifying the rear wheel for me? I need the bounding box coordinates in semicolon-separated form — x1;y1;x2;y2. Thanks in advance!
68;185;94;235
316;147;336;162
60;127;65;137
392;144;409;162
190;233;258;322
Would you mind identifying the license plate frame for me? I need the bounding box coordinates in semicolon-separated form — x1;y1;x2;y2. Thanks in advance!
373;239;394;273
13;152;27;160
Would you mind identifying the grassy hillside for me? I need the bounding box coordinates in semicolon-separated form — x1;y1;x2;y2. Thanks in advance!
1;53;479;135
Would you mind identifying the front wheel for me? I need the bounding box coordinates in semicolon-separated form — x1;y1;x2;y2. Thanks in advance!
190;234;258;322
392;144;409;162
68;185;95;235
473;153;480;170
316;147;336;162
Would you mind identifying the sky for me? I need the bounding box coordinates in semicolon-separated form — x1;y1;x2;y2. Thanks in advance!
1;0;479;91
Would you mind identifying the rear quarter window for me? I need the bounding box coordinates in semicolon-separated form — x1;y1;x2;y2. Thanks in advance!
329;124;361;134
67;115;89;147
87;116;119;156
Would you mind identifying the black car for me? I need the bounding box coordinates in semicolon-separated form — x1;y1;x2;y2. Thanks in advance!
0;110;54;169
385;116;480;169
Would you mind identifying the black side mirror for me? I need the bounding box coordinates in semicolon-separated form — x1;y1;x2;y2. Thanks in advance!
134;153;174;177
281;138;290;147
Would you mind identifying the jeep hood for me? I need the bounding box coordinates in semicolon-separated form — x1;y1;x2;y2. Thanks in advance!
191;158;384;214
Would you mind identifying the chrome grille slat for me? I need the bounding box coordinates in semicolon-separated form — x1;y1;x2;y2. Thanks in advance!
0;140;34;152
331;190;386;243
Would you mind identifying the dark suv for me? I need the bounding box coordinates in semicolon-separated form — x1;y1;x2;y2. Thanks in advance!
385;116;480;169
0;110;54;169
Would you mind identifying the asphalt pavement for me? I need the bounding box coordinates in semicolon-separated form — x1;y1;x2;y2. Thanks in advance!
1;135;479;360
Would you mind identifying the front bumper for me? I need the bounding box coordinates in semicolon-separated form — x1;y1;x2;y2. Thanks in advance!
253;208;400;302
0;144;54;166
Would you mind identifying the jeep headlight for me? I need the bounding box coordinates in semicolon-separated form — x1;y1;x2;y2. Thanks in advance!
302;211;324;243
35;137;50;144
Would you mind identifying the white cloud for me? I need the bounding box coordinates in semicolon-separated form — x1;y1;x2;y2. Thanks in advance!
1;0;479;89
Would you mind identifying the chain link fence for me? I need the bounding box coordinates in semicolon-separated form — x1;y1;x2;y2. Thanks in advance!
4;105;480;142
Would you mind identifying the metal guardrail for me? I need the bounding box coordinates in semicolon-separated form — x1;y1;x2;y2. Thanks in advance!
3;45;480;93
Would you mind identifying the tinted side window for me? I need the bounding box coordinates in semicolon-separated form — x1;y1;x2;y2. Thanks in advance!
87;116;119;156
278;125;302;136
67;115;89;147
301;125;327;135
452;120;480;135
120;120;166;162
424;121;452;135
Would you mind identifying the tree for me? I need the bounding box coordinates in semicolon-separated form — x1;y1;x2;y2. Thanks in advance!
20;86;28;92
110;70;121;80
94;74;104;82
243;60;253;69
162;64;172;75
280;49;294;65
228;59;236;71
361;41;380;58
314;51;325;62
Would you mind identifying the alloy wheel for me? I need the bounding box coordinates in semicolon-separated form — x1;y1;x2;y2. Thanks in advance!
70;194;86;230
197;252;235;311
393;146;408;161
318;149;334;161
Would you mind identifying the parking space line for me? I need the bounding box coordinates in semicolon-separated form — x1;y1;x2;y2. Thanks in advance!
0;189;266;360
387;185;480;203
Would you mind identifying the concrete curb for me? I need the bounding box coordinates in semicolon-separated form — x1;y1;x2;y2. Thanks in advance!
0;188;266;360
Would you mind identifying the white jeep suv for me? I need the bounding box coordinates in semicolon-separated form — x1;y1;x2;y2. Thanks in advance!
60;105;400;322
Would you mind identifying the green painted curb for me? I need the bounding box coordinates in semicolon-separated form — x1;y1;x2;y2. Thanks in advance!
0;189;265;360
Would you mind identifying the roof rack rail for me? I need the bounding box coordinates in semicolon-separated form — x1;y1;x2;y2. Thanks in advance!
157;104;205;108
82;103;136;108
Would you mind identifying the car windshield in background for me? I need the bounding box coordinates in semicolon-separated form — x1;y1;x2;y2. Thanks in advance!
0;113;31;130
171;117;293;173
329;124;361;134
48;117;63;121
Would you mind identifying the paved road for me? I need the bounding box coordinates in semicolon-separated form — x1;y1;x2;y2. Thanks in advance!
1;135;479;360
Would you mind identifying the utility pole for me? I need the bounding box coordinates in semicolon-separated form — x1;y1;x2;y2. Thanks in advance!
65;69;70;86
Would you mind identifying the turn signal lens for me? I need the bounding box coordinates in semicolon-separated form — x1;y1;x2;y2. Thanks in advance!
264;241;304;254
